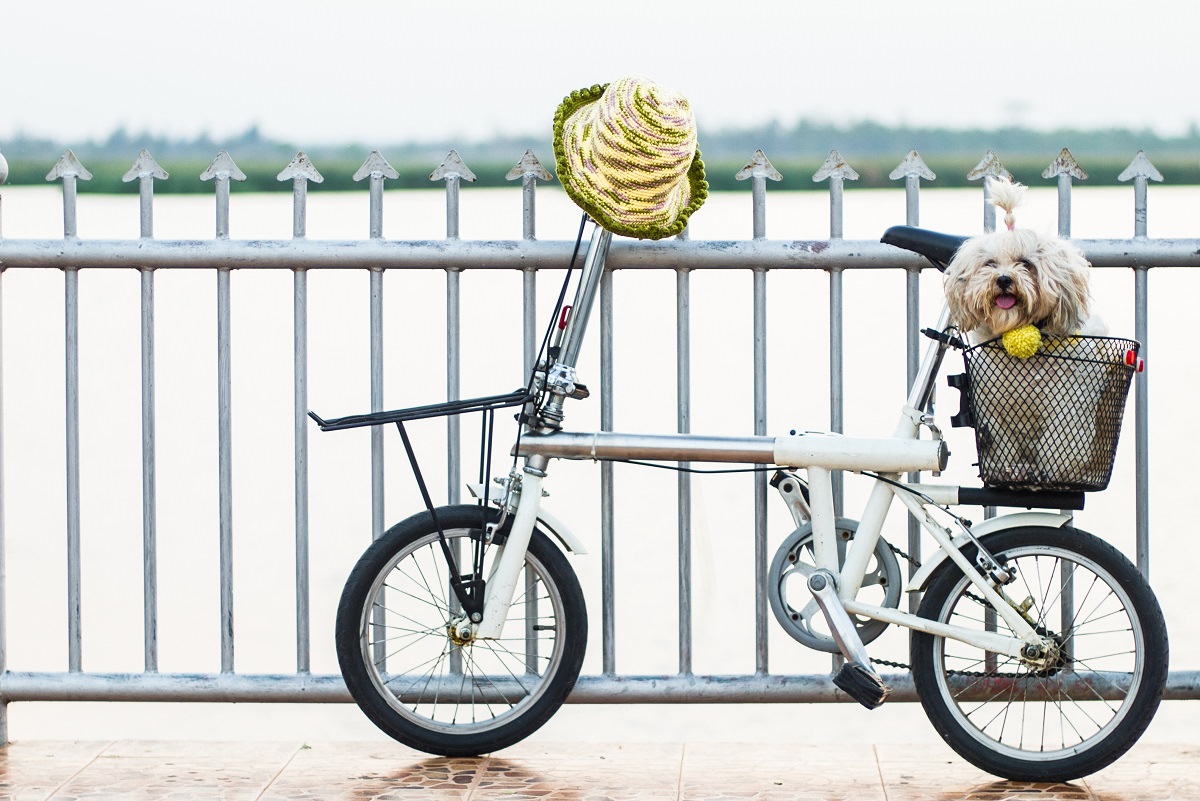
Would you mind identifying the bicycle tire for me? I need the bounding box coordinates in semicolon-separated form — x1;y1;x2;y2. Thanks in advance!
910;525;1167;781
335;504;587;756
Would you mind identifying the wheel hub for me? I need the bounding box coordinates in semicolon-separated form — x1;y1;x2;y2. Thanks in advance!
447;618;475;646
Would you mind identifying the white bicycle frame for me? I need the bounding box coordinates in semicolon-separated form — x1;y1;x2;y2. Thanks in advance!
475;225;1055;665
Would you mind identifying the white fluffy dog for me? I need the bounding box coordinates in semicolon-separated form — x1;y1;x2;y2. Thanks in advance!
944;177;1110;490
945;177;1105;342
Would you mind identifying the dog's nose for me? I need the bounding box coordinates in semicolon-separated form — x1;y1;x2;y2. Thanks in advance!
996;274;1014;291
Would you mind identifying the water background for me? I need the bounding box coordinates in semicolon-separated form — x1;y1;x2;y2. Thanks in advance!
0;183;1196;744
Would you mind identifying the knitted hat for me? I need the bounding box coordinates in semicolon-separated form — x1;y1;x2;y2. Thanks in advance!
553;77;707;240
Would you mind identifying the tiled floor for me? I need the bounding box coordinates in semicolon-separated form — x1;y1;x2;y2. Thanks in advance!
0;739;1195;800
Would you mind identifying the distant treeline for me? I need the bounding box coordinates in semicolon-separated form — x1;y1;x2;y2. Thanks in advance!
3;121;1198;193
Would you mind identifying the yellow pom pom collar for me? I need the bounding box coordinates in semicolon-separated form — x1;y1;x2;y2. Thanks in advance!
1001;324;1041;358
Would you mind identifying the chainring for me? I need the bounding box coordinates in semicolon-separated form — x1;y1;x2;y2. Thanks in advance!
767;518;903;653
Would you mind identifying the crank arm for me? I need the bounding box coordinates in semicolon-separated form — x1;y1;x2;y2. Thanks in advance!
807;569;876;669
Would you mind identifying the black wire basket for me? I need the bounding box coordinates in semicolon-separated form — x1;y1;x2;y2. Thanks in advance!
950;335;1141;492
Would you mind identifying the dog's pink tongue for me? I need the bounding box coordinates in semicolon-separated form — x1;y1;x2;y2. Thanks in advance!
996;295;1017;309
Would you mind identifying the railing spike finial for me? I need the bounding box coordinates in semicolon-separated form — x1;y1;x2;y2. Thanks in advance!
1119;151;1163;240
967;150;1012;182
278;152;323;240
812;149;859;183
507;150;551;241
505;149;552;183
735;149;783;182
1043;149;1086;238
889;150;935;182
431;151;475;241
353;150;399;182
968;151;1012;233
814;150;857;243
122;149;169;183
890;150;935;228
201;151;246;240
1042;148;1088;181
123;150;169;239
355;151;397;239
200;150;247;183
1118;150;1164;183
46;149;94;182
46;150;93;238
277;152;324;184
430;150;477;183
737;150;782;240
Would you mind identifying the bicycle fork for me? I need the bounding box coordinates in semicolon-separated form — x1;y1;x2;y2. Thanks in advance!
473;457;547;640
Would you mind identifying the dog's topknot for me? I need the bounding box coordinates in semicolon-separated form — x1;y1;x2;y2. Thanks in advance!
988;176;1026;230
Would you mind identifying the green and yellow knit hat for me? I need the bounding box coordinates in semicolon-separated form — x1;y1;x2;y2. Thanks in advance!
553;77;707;240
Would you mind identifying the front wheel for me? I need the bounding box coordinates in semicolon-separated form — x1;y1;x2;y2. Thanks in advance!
910;526;1168;781
335;505;587;756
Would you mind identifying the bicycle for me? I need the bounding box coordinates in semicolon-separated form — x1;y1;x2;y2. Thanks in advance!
311;221;1168;782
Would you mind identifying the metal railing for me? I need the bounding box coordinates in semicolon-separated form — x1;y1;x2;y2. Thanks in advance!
0;145;1198;742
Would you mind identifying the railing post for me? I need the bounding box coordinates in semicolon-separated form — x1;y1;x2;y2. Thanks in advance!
676;262;693;676
0;149;7;743
600;263;616;675
890;150;935;613
354;151;398;671
1120;151;1163;579
201;150;247;673
278;152;323;673
737;150;782;675
123;150;168;673
46;150;92;675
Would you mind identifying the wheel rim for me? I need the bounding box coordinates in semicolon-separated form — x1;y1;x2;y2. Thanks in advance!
931;544;1146;762
359;528;568;734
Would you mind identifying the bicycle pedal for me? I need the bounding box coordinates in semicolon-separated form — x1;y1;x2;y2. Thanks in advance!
833;661;891;710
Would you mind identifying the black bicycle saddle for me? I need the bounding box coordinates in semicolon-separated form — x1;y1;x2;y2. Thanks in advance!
880;225;968;271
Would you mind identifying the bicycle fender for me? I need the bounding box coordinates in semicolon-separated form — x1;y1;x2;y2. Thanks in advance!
465;482;588;555
906;511;1072;592
535;507;589;556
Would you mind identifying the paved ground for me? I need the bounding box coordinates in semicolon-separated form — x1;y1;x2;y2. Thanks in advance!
0;739;1195;800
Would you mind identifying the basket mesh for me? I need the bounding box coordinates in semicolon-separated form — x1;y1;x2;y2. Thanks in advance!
959;335;1138;492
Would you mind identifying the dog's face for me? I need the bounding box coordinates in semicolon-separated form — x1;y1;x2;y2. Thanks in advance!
944;229;1092;338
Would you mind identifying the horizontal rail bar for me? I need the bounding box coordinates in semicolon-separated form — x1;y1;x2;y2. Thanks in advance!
4;670;1197;703
2;238;1200;271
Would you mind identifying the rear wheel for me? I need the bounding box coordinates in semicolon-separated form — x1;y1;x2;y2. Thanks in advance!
910;526;1168;781
336;505;587;756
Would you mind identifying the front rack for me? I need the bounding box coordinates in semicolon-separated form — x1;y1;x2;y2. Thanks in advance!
307;388;529;431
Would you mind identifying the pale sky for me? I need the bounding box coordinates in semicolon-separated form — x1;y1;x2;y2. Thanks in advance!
2;0;1198;147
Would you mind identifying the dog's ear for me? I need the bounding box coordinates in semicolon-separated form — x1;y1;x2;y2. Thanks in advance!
1032;239;1092;336
944;246;985;333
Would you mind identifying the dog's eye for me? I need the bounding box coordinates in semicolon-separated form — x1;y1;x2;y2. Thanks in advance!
1018;257;1036;273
